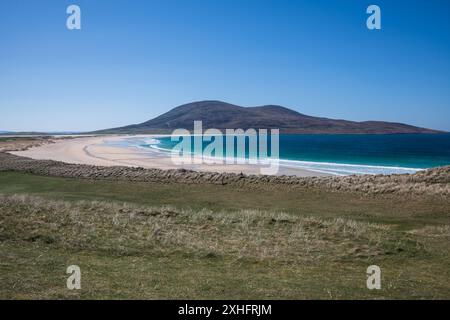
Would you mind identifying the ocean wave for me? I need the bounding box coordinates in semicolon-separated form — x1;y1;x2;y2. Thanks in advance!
277;159;422;175
131;140;423;176
142;138;161;145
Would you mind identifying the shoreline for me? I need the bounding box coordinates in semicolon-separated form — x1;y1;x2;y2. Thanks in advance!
0;151;449;197
9;135;330;177
6;134;430;177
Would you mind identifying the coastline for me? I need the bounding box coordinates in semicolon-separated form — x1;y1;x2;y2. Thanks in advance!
9;135;329;177
1;151;449;197
1;137;449;299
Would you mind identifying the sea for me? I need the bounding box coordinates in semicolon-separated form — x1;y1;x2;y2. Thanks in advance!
117;133;450;176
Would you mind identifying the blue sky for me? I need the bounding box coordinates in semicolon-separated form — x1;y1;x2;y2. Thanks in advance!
0;0;449;132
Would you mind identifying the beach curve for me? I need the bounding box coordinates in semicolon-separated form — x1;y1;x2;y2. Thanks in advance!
9;135;328;177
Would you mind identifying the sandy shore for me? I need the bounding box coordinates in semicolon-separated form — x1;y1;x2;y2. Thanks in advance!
10;135;328;177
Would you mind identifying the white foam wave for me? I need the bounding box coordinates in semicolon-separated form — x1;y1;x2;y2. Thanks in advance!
132;140;424;176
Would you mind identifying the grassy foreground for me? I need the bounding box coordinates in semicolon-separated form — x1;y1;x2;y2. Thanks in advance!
0;172;449;299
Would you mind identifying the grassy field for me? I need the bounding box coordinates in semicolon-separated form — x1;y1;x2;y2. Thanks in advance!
0;171;449;299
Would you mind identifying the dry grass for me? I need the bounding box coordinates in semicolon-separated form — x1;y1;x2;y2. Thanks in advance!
1;151;449;197
1;189;449;299
0;137;52;152
0;194;423;263
407;225;450;238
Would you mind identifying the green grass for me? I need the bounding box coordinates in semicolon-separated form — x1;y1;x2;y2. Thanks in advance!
3;242;448;299
0;172;449;299
0;172;448;227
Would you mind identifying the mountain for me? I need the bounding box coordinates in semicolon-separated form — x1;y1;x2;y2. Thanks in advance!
97;100;442;134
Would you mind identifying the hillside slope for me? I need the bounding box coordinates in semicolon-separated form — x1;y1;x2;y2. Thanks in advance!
97;100;441;134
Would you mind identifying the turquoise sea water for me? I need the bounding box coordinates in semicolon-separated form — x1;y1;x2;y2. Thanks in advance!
119;134;450;176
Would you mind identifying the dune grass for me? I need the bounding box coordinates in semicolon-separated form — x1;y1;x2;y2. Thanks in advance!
0;172;449;299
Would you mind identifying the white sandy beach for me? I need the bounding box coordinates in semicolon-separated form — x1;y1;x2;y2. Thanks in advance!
9;135;328;177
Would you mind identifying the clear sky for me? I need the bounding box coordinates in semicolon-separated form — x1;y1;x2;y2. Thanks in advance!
1;0;449;132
